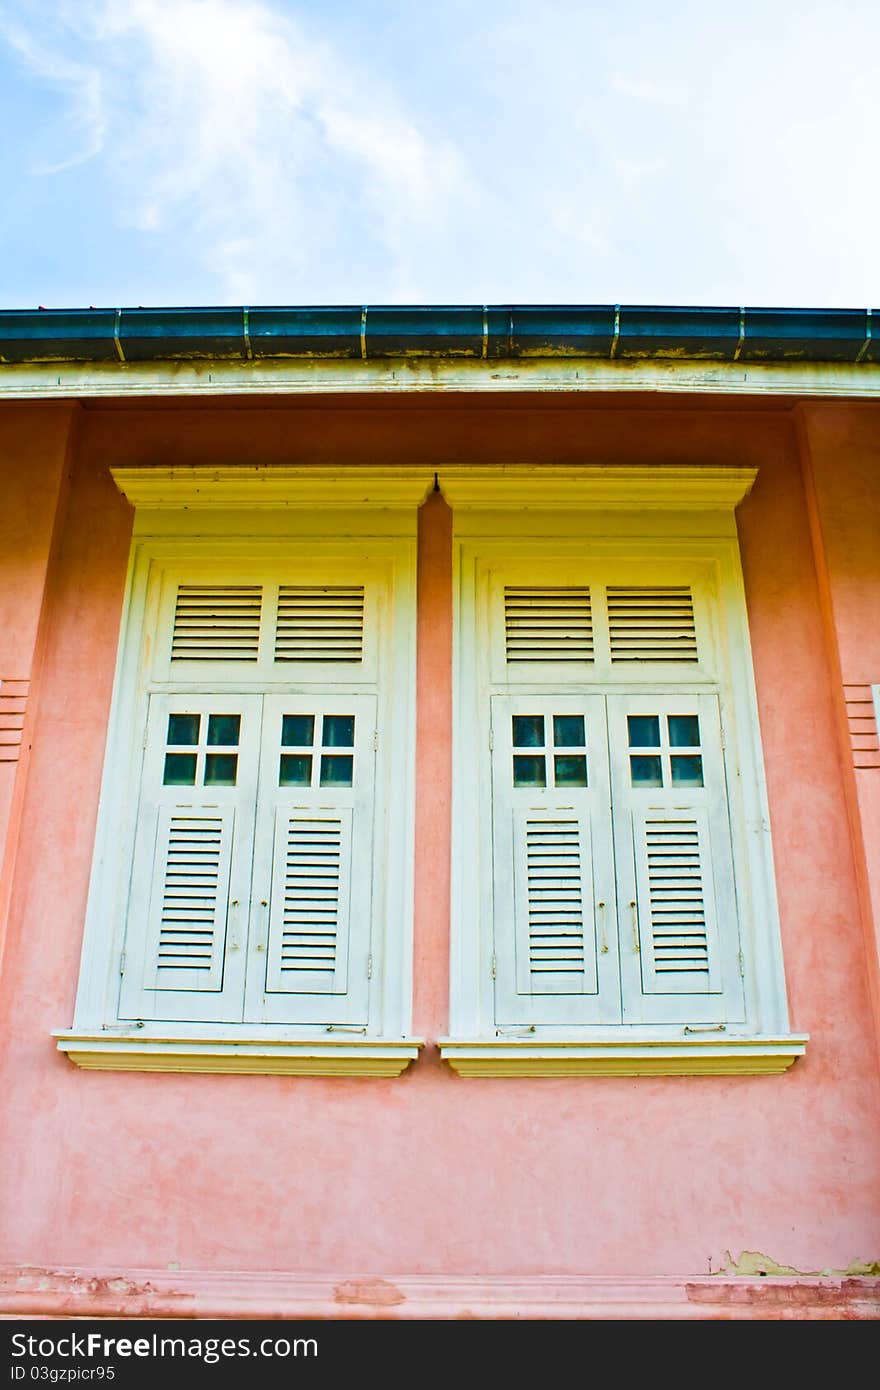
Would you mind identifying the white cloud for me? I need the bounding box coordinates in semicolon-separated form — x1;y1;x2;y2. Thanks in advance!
0;0;473;300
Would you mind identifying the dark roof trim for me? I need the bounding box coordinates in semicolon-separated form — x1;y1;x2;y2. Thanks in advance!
0;304;876;366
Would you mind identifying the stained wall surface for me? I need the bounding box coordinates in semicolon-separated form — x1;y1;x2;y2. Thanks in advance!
0;395;878;1299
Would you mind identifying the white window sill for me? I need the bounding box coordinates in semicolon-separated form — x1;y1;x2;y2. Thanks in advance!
438;1034;808;1077
54;1029;423;1077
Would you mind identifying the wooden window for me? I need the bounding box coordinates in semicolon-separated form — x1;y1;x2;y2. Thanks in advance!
60;531;419;1077
444;518;806;1076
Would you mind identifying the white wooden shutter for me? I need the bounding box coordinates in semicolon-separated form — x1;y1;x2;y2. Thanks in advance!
513;809;598;994
119;694;261;1023
247;694;377;1025
263;810;354;995
490;695;619;1026
609;693;746;1024
142;806;235;992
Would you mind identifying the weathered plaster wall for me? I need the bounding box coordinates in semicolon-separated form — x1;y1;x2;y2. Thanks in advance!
0;397;877;1308
797;404;880;1052
0;404;76;980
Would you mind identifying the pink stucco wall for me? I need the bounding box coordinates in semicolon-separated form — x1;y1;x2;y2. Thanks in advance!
0;398;878;1313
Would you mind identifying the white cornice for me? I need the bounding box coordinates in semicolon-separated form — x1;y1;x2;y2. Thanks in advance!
111;463;757;511
111;464;436;509
438;464;757;509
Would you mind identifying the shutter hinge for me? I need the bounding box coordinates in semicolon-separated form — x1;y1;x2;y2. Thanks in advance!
738;948;745;978
142;726;148;750
488;726;494;751
373;728;379;751
720;725;726;750
367;954;373;979
119;950;126;976
491;953;497;979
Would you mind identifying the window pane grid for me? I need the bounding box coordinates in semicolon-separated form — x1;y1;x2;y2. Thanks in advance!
279;713;356;788
163;711;241;786
512;712;588;788
627;713;704;789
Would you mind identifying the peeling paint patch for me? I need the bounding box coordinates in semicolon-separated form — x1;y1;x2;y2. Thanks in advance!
334;1278;405;1307
713;1250;880;1278
3;1267;192;1313
687;1277;880;1314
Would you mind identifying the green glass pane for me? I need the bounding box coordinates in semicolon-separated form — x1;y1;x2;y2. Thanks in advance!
554;754;587;786
630;754;663;788
320;755;354;787
627;715;661;748
279;754;312;786
204;753;238;786
163;752;197;785
671;755;704;787
207;714;241;746
553;715;585;747
323;715;355;748
512;715;544;748
513;755;546;787
668;714;700;748
281;714;315;747
167;713;200;746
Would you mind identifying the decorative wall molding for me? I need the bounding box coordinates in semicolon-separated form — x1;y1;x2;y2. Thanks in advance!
438;465;758;511
844;684;880;769
54;1030;422;1077
1;1264;877;1320
0;679;29;763
111;465;436;511
438;1035;808;1077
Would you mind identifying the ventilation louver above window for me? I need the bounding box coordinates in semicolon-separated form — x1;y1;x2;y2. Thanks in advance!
171;586;262;662
607;586;697;663
274;587;365;663
504;587;593;663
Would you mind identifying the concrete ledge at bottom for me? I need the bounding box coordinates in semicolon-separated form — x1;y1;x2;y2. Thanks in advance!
0;1266;875;1319
53;1031;423;1077
437;1035;809;1076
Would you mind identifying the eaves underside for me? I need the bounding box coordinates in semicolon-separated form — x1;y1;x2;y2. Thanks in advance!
1;355;879;401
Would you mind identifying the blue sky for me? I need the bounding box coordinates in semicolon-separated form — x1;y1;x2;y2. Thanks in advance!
1;0;877;309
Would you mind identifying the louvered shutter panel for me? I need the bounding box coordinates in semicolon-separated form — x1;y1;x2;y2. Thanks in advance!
249;694;376;1025
119;694;261;1024
606;585;698;663
490;695;619;1026
264;810;354;995
631;808;720;993
504;587;593;663
512;809;598;995
142;807;235;992
609;694;745;1024
274;586;364;662
171;585;262;661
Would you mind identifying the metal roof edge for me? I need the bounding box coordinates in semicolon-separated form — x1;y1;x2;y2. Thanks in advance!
0;304;876;366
